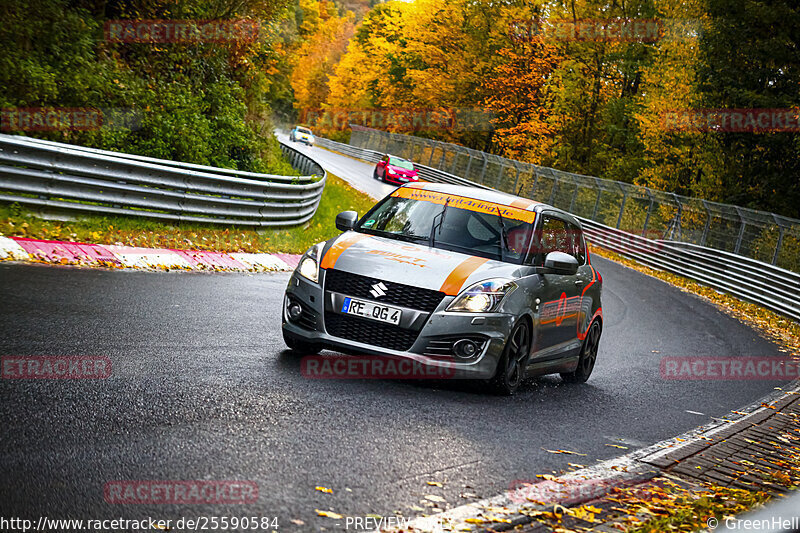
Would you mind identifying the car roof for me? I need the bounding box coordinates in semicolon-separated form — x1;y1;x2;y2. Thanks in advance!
399;182;581;226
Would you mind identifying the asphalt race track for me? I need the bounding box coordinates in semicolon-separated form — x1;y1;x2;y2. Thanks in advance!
0;255;789;530
0;146;792;530
277;132;398;200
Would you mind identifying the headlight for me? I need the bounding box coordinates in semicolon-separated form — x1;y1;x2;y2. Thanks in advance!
447;279;517;313
297;242;324;283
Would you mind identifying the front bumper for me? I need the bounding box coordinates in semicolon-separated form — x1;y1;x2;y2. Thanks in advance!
384;174;418;184
282;271;513;379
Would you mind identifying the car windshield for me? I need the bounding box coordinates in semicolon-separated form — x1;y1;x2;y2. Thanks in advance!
388;157;414;170
355;191;535;264
297;127;312;134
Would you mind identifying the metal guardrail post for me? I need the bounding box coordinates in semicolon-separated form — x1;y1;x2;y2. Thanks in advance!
548;173;558;205
569;174;580;213
700;200;712;246
512;163;521;195
734;207;746;255
591;178;602;220
771;214;785;266
616;185;628;229
642;189;654;236
670;194;683;241
479;153;488;184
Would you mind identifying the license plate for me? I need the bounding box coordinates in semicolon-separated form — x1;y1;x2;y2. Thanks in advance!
341;297;402;325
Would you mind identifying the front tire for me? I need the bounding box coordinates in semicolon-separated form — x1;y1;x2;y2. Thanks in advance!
283;330;321;355
490;320;531;395
561;320;601;383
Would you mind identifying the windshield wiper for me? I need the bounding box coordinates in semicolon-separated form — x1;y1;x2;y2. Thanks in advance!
364;228;427;244
496;205;508;262
429;198;450;248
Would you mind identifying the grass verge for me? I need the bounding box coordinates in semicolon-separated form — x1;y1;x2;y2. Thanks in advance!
0;173;376;255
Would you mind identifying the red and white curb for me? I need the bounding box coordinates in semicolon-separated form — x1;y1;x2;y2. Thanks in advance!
0;236;300;272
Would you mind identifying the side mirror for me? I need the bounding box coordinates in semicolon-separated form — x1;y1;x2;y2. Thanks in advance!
335;211;358;231
543;251;579;276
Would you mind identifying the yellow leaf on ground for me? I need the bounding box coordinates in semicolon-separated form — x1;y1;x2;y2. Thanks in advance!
543;449;587;456
316;510;343;519
315;486;333;494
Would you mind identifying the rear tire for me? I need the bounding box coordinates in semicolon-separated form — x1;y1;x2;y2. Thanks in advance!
490;320;531;395
561;320;601;383
283;330;321;355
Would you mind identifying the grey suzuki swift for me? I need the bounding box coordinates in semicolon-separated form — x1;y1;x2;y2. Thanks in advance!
282;182;603;394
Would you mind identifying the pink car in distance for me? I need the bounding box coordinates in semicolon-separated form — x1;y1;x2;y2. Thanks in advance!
373;154;419;184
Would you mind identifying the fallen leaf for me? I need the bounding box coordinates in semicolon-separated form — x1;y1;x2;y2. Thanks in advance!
316;510;343;519
424;494;445;503
543;448;587;456
315;486;333;494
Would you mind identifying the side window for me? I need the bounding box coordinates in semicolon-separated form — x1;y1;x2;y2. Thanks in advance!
568;222;586;264
531;215;570;265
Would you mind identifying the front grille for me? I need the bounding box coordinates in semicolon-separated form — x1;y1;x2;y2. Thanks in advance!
423;335;489;358
325;269;445;313
324;312;419;352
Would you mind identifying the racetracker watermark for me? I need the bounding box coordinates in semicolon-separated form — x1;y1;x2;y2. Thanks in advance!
1;107;141;132
103;480;258;504
660;356;800;380
302;107;494;132
2;356;111;379
510;18;662;42
104;19;260;44
508;477;626;505
661;108;800;133
301;355;456;380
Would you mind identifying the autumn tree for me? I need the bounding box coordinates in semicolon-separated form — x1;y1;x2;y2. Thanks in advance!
290;1;356;112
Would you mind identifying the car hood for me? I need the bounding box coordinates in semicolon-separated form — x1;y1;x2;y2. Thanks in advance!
319;231;523;295
387;165;417;178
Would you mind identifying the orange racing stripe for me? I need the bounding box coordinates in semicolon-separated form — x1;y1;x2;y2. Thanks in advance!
319;233;370;270
440;256;489;295
510;198;536;209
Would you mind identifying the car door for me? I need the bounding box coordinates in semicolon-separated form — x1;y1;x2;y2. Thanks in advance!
532;213;584;359
376;155;388;177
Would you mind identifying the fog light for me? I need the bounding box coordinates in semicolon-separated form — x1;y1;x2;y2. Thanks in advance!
453;339;479;358
288;302;303;321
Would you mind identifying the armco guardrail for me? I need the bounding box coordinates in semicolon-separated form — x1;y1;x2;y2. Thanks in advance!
314;136;492;189
315;132;800;322
0;134;326;227
350;125;800;274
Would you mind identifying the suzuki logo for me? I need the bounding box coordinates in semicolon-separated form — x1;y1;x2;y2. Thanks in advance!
370;282;388;298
